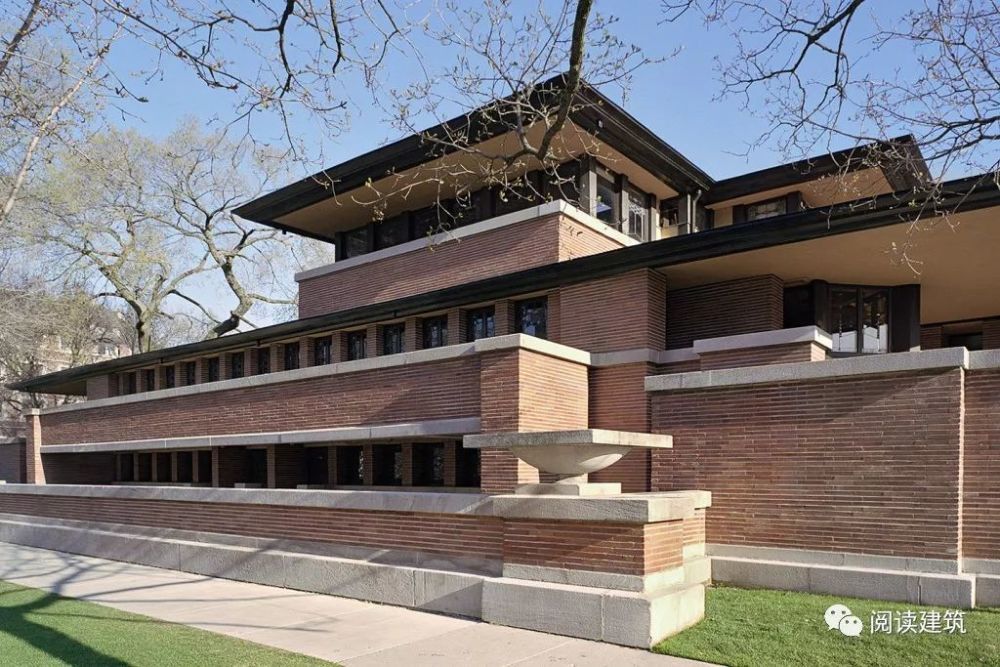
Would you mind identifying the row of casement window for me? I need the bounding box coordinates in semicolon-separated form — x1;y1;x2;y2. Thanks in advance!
115;297;549;396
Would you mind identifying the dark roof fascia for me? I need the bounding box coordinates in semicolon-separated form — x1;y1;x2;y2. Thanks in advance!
703;135;929;205
233;78;713;225
13;174;1000;394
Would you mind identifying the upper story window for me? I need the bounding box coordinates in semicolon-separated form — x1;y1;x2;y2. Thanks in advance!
142;368;156;391
256;347;271;374
830;286;889;354
625;186;651;242
347;330;367;360
314;336;333;365
206;357;220;383
283;342;301;370
382;323;405;355
342;226;369;259
182;361;197;386
422;316;448;349
594;175;617;225
122;372;137;395
515;298;548;339
746;197;787;221
375;214;410;250
230;353;244;379
466;307;495;341
162;365;176;389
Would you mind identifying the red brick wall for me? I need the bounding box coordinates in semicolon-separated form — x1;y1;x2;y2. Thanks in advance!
298;214;624;318
588;363;654;492
651;369;965;560
479;348;589;494
0;493;503;561
666;275;784;349
697;342;826;371
963;368;1000;559
42;358;480;446
920;326;943;350
557;270;666;352
985;320;1000;350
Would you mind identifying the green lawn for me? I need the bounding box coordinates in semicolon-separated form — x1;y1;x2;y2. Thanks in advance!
656;586;1000;667
0;580;333;666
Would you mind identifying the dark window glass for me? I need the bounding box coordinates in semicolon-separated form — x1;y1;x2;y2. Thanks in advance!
456;446;480;488
624;186;650;241
246;449;267;485
515;298;548;339
206;357;220;383
746;197;787;222
163;366;176;389
123;372;137;395
494;174;541;216
314;336;333;365
136;453;152;481
373;445;402;485
305;447;328;485
155;452;171;482
197;450;212;482
176;451;193;483
283;342;300;370
335;446;364;485
412;443;445;486
412;205;449;238
256;348;271;374
347;331;367;361
118;453;135;482
466;307;495;341
142;368;156;392
230;353;244;379
182;361;198;386
830;286;890;354
422;316;448;349
382;323;405;355
595;176;617;225
375;214;411;249
945;332;983;350
342;226;369;258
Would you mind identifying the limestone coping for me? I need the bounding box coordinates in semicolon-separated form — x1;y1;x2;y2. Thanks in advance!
38;417;481;454
645;346;971;392
691;325;832;354
294;200;637;282
463;429;672;450
490;490;712;524
40;334;590;416
0;483;712;524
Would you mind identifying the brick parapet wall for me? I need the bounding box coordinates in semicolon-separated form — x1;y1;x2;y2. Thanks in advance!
588;362;655;492
963;367;1000;560
557;270;666;353
697;341;826;371
665;275;784;349
650;368;965;561
297;213;624;318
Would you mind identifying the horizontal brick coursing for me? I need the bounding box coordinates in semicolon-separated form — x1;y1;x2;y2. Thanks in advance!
298;214;624;318
651;369;964;560
43;358;480;446
697;342;826;371
503;518;684;576
963;368;1000;559
588;363;653;492
0;494;503;561
666;275;784;349
557;269;666;352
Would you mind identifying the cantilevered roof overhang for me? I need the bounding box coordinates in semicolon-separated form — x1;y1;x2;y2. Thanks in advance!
13;175;1000;396
233;77;714;243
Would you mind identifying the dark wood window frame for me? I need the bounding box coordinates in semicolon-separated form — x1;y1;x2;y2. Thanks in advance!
465;306;496;342
256;347;271;375
515;297;548;340
229;353;245;379
313;336;333;365
206;357;220;383
346;330;367;361
421;315;448;349
381;323;406;355
283;342;301;371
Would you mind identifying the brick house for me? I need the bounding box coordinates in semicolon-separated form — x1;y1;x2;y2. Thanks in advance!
4;79;999;642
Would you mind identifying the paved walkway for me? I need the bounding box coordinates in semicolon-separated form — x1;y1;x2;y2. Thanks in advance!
0;542;709;666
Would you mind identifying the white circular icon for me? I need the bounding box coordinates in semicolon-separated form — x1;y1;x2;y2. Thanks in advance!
839;615;863;637
824;604;852;630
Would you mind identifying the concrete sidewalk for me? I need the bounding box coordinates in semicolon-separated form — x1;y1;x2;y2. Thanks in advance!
0;542;710;666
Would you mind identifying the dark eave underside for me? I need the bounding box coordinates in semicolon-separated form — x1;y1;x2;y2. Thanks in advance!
233;79;713;227
14;174;1000;395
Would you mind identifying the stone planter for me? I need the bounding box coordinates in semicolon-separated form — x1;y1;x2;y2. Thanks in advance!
463;429;672;495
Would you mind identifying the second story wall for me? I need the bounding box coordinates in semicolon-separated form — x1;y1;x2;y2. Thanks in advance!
296;202;633;318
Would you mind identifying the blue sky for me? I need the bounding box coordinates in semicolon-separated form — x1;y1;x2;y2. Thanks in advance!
103;1;894;183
